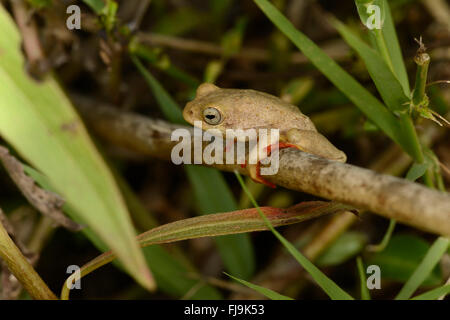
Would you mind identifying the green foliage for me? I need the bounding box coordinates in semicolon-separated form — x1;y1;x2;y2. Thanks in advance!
411;284;450;300
367;235;443;287
253;0;407;154
26;166;222;299
356;257;371;300
317;232;367;267
396;237;449;300
226;273;294;300
235;172;354;300
0;6;152;290
27;0;52;9
83;0;106;15
153;7;206;36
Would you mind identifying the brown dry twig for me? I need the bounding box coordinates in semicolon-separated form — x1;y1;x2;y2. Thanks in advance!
0;146;81;231
136;32;350;65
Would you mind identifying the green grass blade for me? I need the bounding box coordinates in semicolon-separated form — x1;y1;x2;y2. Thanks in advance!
225;273;294;300
395;237;450;300
331;19;409;113
406;162;430;181
132;56;255;279
253;0;403;149
82;0;105;15
234;171;354;300
378;0;410;94
356;257;371;300
411;284;450;300
131;56;186;124
0;6;153;290
367;219;396;252
354;0;409;94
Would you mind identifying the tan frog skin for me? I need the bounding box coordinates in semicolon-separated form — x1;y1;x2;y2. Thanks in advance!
183;83;347;186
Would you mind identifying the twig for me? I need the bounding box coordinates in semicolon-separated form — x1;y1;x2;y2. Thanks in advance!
421;0;450;32
74;97;450;237
136;32;350;65
0;146;82;231
10;0;47;77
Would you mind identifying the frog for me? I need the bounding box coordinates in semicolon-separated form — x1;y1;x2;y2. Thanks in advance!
183;83;347;187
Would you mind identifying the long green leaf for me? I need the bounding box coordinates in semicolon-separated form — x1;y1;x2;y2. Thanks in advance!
395;237;450;300
377;0;410;94
0;5;153;290
356;257;371;300
61;201;344;299
225;273;294;300
331;19;409;113
131;55;255;279
411;284;450;300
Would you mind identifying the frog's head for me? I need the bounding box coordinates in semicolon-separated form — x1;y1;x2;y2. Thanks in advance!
183;83;225;132
183;83;299;134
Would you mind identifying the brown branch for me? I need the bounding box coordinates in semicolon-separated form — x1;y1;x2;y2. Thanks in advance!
0;146;81;231
74;97;450;237
10;0;48;77
136;32;350;65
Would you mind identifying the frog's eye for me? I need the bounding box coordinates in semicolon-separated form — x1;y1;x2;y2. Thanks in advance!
203;107;222;125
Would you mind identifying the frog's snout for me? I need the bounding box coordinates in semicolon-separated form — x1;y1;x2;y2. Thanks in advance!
182;102;195;124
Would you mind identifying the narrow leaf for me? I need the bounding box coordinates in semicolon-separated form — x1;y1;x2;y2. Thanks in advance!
411;284;450;300
61;201;346;299
378;0;410;94
396;237;449;300
82;0;105;15
225;273;294;300
356;257;371;300
331;19;409;113
406;162;430;182
0;5;153;290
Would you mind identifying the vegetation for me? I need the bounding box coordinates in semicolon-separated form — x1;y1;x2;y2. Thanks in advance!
0;0;449;300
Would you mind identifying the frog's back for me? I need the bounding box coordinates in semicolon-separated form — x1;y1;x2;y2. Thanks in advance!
217;88;318;132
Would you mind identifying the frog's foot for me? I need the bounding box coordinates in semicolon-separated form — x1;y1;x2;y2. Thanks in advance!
243;142;301;188
250;142;301;188
247;163;276;188
239;160;274;187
